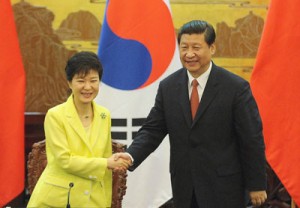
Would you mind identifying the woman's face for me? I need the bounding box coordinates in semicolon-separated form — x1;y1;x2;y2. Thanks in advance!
68;69;100;105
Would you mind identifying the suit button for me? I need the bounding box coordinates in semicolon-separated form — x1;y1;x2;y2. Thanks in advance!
84;190;90;195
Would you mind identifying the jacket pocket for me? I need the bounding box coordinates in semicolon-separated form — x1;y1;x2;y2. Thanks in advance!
44;174;71;189
41;175;71;207
216;165;241;177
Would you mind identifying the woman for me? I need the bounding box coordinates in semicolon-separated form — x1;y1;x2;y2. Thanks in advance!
27;51;129;208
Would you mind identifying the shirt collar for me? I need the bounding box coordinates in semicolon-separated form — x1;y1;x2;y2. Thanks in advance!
187;61;212;89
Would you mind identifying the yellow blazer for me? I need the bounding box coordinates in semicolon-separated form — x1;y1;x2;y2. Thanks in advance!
27;95;112;208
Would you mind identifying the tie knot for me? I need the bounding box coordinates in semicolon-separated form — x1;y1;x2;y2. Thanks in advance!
192;79;198;87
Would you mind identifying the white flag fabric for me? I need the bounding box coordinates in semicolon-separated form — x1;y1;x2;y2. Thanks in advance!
96;0;181;207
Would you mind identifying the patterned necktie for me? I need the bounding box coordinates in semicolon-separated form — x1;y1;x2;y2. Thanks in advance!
190;79;199;120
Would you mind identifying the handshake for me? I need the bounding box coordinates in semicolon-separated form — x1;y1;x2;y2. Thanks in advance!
107;153;132;171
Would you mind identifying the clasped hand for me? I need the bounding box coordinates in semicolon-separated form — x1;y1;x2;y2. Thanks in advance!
107;153;132;171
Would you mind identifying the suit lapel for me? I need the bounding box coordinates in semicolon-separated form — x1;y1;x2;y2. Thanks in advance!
64;96;93;153
177;70;193;127
192;64;219;126
90;103;107;149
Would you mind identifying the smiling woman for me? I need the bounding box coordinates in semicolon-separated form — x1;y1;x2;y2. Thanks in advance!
65;52;102;120
26;51;131;208
69;69;100;128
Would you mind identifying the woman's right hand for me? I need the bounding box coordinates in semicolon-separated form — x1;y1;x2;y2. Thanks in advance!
107;155;131;171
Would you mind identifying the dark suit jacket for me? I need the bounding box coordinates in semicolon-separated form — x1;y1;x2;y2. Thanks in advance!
127;63;266;208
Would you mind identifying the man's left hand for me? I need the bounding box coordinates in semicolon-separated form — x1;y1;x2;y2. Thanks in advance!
249;190;267;207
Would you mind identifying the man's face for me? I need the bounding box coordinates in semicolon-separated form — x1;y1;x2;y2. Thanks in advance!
179;33;215;78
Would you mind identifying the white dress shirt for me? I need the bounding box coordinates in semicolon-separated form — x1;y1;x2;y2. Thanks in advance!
187;61;212;102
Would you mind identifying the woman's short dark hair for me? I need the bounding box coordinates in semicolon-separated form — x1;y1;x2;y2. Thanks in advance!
65;51;103;81
177;20;216;46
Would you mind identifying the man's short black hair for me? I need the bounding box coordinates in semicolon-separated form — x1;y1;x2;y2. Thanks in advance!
177;20;216;46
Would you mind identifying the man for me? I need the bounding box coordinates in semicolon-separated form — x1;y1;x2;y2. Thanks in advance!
116;20;267;207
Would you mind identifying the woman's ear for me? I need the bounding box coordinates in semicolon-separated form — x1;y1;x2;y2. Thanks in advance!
67;81;72;90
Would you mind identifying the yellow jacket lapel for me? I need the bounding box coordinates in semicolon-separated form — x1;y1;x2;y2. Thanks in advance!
64;96;93;153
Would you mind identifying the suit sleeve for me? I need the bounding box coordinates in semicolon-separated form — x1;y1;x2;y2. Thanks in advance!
233;81;267;191
127;82;168;170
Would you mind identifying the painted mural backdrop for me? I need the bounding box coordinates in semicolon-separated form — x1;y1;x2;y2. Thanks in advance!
11;0;269;112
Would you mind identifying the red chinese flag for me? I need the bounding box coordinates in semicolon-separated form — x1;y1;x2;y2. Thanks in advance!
0;0;25;206
251;0;300;205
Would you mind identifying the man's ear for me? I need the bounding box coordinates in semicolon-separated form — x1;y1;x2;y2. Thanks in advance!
210;44;216;55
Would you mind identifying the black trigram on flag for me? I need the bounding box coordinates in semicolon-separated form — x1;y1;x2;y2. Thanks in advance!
111;118;146;140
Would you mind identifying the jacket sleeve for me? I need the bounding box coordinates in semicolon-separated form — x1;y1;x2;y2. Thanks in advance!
127;82;168;170
233;81;267;191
